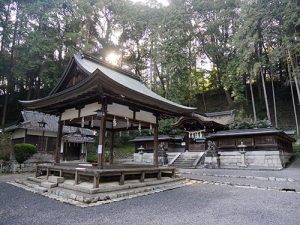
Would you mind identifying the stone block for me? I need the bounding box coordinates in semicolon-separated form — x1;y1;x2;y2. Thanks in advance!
41;181;58;188
48;176;64;184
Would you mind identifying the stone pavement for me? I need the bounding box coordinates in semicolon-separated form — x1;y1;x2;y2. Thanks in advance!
179;158;300;193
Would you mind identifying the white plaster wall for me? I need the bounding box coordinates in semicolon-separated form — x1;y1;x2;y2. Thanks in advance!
61;108;78;121
80;102;102;117
44;131;57;137
136;110;156;124
27;129;43;136
107;103;133;119
12;129;25;139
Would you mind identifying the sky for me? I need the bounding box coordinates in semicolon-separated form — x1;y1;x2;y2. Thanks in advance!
130;0;169;7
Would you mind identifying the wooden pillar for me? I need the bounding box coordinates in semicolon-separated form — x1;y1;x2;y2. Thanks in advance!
185;132;190;151
109;131;114;164
55;119;63;163
98;104;107;169
24;129;27;143
153;115;159;167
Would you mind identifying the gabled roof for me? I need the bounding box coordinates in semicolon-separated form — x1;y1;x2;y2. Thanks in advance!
205;110;235;117
207;128;295;142
173;111;235;130
5;111;95;136
20;52;196;116
130;135;184;142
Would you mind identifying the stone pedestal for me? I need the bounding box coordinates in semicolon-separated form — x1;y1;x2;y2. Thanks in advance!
204;154;220;169
239;151;247;167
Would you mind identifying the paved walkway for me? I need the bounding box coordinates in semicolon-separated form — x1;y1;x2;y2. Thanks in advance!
179;158;300;192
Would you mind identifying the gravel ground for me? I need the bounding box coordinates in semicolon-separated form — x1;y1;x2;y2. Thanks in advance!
1;180;300;225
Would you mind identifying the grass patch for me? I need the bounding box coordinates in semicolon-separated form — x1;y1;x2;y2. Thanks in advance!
113;144;135;153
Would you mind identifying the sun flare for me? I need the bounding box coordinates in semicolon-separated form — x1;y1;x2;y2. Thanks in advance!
105;52;121;66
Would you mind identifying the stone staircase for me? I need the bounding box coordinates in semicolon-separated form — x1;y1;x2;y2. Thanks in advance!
171;153;203;169
15;175;64;193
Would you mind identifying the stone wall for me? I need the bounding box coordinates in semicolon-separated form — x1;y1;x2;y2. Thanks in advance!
133;152;178;164
218;151;294;169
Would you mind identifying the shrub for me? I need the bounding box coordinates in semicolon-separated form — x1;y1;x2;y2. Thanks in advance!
14;143;37;164
0;153;9;161
87;155;97;163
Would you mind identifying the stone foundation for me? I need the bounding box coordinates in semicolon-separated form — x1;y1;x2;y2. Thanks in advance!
218;151;294;169
133;152;178;164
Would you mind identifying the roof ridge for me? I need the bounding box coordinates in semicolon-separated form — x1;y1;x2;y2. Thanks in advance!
79;52;141;81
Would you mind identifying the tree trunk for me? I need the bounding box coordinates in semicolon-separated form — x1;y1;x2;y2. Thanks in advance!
287;49;300;105
224;89;233;107
249;73;257;123
270;68;278;128
260;68;271;123
287;59;299;135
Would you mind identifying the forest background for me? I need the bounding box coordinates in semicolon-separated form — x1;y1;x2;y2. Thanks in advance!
0;0;300;134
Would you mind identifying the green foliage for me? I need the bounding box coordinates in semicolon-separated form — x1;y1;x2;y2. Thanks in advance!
159;118;181;135
14;144;37;164
1;0;300;133
86;155;97;163
113;144;134;154
0;154;9;161
0;132;12;160
229;119;271;130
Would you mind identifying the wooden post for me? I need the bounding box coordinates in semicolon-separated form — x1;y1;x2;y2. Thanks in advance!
98;104;107;169
157;170;162;180
93;174;100;188
55;118;63;163
153;115;159;167
120;172;125;185
185;132;189;151
75;170;79;184
140;172;145;182
109;131;114;164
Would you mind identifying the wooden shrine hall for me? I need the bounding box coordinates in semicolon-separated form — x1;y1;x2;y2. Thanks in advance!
20;52;196;184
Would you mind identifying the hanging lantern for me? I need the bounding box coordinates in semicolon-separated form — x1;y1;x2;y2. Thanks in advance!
119;131;122;137
113;116;117;127
149;124;152;134
105;131;107;137
81;117;85;128
91;116;94;128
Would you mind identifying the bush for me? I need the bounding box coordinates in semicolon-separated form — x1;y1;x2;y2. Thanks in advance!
0;153;9;161
87;155;97;163
229;119;271;130
14;143;37;164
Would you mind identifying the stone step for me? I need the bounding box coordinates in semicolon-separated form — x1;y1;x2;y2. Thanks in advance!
41;181;58;189
27;177;43;184
15;180;48;193
48;175;64;184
